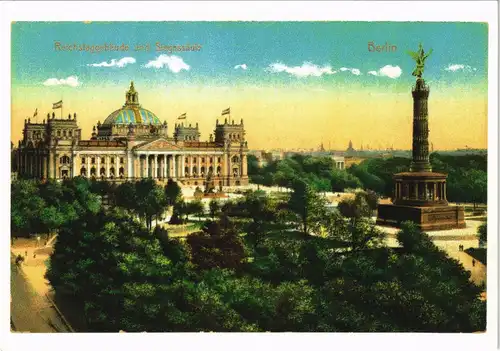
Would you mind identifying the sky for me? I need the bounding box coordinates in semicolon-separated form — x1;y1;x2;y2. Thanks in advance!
11;21;488;150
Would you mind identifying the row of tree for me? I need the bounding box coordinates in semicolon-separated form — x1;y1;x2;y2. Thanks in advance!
248;153;487;205
21;176;484;332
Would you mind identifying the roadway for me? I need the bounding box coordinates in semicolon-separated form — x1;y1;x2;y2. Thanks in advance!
10;255;71;333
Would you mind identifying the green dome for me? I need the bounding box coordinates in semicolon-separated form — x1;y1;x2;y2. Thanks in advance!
103;106;161;126
102;81;161;126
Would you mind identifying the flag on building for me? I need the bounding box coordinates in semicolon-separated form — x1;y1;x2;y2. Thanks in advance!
221;107;230;115
178;113;187;120
53;100;63;109
33;108;38;117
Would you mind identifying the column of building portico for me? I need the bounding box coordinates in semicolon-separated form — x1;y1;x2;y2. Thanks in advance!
161;155;165;179
161;154;165;179
165;155;169;178
136;156;140;180
144;154;149;178
188;155;193;178
105;156;110;178
172;155;177;179
197;156;201;179
86;157;91;177
97;157;101;178
172;156;176;179
167;154;171;178
157;155;162;179
153;155;158;179
133;156;137;179
180;155;185;178
139;155;143;178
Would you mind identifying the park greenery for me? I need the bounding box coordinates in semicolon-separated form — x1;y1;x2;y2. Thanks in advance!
248;152;487;205
11;175;486;332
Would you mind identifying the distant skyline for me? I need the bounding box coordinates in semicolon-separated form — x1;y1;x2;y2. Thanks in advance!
11;22;488;150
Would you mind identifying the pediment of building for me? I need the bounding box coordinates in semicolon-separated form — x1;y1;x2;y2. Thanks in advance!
133;138;180;151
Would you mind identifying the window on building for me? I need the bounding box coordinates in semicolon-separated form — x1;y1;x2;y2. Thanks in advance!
63;130;67;137
210;157;213;163
218;157;221;163
101;157;105;164
81;157;86;164
91;158;96;164
120;157;124;164
111;157;115;164
193;157;197;163
57;130;61;137
201;158;205;163
69;131;73;137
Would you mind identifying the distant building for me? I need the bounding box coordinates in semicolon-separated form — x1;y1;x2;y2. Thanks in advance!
332;155;345;170
345;140;356;156
262;151;284;163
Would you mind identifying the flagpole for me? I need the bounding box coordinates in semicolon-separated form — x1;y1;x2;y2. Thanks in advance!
61;95;63;119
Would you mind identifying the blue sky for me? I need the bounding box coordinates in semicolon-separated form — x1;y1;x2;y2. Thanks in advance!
11;21;489;150
12;21;488;89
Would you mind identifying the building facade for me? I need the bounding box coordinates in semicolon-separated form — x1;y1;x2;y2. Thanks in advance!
13;82;249;187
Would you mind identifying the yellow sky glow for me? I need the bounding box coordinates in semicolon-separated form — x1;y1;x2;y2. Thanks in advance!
11;83;487;151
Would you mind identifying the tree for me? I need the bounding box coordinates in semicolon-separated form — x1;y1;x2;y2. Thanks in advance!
135;179;167;231
330;169;362;192
186;217;246;271
209;199;221;220
11;179;45;237
46;209;186;332
115;181;137;214
193;187;204;200
244;191;276;248
337;192;372;221
462;169;487;210
287;179;326;235
170;200;186;224
164;179;182;206
188;200;205;221
477;220;487;245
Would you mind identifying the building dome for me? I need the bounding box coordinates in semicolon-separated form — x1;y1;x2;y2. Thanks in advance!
102;82;162;126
